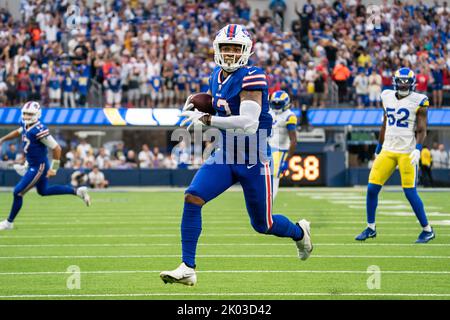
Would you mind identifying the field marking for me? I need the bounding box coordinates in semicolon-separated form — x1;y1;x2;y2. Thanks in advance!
1;242;450;248
0;254;448;260
379;212;450;217
2;233;449;239
0;292;449;298
0;270;449;276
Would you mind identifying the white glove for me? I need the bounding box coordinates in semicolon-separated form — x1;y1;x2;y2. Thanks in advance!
182;94;194;111
409;149;421;166
180;109;207;130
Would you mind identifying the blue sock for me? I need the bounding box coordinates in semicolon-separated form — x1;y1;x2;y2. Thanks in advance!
366;183;382;225
8;194;23;223
268;214;303;241
39;185;75;196
403;188;429;227
181;202;202;268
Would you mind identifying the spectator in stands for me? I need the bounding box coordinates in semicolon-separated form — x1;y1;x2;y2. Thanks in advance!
17;67;32;103
125;150;138;169
2;144;18;163
113;142;127;161
88;166;109;189
420;145;433;187
127;66;141;108
138;144;154;168
353;69;369;108
431;143;450;168
415;67;430;95
431;60;444;107
151;146;165;168
62;67;76;108
368;69;382;107
269;0;287;30
96;147;111;169
104;67;122;108
313;62;327;108
332;61;351;103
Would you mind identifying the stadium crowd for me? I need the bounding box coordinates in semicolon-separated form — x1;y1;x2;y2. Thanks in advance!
0;0;449;110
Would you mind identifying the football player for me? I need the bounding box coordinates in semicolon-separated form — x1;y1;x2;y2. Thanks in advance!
268;90;298;199
0;101;91;231
160;24;312;286
355;68;435;243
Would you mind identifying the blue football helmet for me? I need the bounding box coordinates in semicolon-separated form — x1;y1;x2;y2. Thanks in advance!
270;90;291;112
393;67;416;96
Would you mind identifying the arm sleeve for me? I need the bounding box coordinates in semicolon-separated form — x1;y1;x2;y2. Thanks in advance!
35;126;50;140
241;68;268;91
210;100;261;134
286;114;298;131
40;135;59;149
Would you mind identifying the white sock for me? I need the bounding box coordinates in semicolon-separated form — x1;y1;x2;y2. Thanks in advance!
368;223;376;230
423;225;432;232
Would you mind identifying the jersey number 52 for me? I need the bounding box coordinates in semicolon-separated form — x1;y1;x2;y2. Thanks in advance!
386;108;409;128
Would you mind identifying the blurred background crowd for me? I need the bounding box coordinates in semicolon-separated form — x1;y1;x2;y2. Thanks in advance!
0;0;449;110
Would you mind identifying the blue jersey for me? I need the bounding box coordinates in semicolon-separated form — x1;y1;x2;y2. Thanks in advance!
209;66;272;163
20;121;49;167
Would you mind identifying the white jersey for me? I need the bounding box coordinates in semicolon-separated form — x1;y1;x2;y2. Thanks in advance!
269;109;297;151
381;90;429;154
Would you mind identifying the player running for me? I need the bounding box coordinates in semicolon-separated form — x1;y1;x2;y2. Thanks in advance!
268;90;298;199
0;101;91;231
355;68;435;243
160;24;312;286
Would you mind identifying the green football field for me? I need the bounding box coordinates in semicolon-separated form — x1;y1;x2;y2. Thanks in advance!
0;187;449;300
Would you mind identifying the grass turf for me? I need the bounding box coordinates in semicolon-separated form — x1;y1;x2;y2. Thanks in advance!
0;188;449;300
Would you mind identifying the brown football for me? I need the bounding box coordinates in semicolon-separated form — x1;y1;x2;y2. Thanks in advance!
190;93;215;114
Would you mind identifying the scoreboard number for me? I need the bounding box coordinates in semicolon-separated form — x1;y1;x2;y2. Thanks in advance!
284;154;321;182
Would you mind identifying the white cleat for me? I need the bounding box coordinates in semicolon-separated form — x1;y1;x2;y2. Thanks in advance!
0;219;14;231
76;187;91;207
160;262;197;286
296;219;313;261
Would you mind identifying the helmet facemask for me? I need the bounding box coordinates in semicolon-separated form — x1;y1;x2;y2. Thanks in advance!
394;77;414;97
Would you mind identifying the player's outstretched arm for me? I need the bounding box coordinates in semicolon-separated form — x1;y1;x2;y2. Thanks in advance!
0;128;22;146
206;90;262;134
415;107;427;146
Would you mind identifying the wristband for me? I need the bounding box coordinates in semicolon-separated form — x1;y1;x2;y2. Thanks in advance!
51;159;60;171
375;143;382;154
416;144;423;151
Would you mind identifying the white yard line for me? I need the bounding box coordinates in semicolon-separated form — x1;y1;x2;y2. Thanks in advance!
0;254;448;259
0;292;449;298
0;242;449;248
0;270;449;276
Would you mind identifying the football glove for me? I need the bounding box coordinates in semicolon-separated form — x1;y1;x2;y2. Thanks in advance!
180;109;207;130
182;94;194;112
409;144;422;166
13;161;28;177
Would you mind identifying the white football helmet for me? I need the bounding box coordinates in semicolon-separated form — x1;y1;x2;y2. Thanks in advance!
21;101;41;125
213;24;253;73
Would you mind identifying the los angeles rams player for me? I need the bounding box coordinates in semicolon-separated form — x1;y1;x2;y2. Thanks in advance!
268;90;298;199
355;68;435;243
160;24;312;286
0;101;91;231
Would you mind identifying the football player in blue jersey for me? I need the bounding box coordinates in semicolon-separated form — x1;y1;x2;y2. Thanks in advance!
0;101;91;231
160;24;312;286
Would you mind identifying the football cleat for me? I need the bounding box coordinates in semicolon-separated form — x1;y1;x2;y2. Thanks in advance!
160;262;197;286
295;219;313;261
415;229;435;243
76;187;91;207
0;219;13;231
355;227;377;241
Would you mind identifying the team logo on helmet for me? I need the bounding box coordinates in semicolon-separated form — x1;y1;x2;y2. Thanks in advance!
270;90;291;112
213;24;253;73
393;67;416;97
21;101;42;125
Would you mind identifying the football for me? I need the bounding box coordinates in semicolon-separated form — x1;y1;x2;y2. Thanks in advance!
190;93;215;114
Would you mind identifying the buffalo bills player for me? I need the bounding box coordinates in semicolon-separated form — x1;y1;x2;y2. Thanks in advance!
160;24;312;286
0;101;91;231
